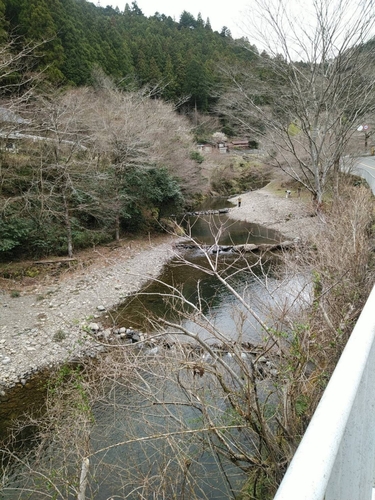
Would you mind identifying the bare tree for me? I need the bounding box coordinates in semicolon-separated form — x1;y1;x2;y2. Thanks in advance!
0;35;44;97
87;79;203;240
219;0;375;203
20;88;102;257
1;181;373;499
0;85;113;258
0;34;44;155
1;77;204;257
0;36;64;255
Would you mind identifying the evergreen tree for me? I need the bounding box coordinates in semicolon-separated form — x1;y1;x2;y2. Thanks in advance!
130;1;143;16
184;58;211;111
220;26;232;38
148;56;162;84
196;12;204;28
1;0;261;112
162;55;177;101
0;0;8;41
18;0;64;80
52;0;93;84
179;11;197;30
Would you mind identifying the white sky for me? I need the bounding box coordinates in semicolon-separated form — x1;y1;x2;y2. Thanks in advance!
91;0;250;38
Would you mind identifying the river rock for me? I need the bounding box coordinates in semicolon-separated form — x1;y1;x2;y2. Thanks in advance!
146;346;159;355
89;322;100;332
0;236;181;389
131;332;141;342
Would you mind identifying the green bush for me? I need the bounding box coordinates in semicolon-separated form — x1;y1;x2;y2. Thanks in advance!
190;151;205;164
72;228;112;250
0;218;33;256
118;166;184;232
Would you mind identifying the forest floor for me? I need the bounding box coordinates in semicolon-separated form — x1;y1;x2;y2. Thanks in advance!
0;179;320;390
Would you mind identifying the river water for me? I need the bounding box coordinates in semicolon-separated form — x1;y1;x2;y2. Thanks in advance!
113;209;283;342
1;201;289;499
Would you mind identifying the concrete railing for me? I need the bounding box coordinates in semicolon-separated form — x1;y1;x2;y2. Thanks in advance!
354;165;375;195
274;284;375;500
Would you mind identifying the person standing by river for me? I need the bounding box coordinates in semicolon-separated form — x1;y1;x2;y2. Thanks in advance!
238;196;242;207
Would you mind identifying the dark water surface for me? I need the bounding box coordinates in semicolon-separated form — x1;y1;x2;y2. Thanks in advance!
1;199;285;499
182;212;281;246
113;211;282;342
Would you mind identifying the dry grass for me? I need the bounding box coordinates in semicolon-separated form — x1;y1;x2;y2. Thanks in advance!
280;182;375;425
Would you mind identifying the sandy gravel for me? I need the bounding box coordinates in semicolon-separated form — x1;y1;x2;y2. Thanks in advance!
228;184;319;242
0;236;177;390
0;185;319;390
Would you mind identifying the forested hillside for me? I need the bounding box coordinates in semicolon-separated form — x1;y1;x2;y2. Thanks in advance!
3;0;372;261
0;0;269;261
2;0;258;112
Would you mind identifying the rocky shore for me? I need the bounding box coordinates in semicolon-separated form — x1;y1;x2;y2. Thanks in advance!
228;184;318;242
0;236;177;391
0;184;319;391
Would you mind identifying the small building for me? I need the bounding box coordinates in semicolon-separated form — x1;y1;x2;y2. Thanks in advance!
227;139;249;149
0;106;30;125
197;143;214;153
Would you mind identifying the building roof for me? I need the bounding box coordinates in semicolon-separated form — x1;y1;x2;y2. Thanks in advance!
0;106;30;124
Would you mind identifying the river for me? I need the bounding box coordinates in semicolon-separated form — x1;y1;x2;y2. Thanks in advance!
1;201;290;500
112;208;283;342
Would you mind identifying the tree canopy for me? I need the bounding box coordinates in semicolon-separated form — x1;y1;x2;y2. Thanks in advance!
2;0;257;112
218;0;375;202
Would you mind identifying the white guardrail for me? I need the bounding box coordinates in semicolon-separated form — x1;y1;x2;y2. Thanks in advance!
274;284;375;500
341;156;375;195
354;165;375;195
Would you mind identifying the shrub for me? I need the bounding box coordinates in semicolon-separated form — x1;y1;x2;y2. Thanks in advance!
0;218;33;256
190;151;205;164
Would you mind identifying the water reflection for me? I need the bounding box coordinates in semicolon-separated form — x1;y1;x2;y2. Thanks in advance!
113;253;279;345
3;362;249;500
181;213;282;246
113;213;283;344
2;203;290;500
88;369;248;499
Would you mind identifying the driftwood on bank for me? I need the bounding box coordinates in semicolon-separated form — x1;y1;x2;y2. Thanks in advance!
34;257;78;264
183;208;230;217
175;240;296;254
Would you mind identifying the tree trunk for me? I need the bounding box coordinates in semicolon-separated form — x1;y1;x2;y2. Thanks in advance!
115;213;120;241
77;457;89;500
63;193;73;258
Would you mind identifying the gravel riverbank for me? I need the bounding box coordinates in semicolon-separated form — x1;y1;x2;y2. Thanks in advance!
228;184;319;242
0;184;319;390
0;236;177;391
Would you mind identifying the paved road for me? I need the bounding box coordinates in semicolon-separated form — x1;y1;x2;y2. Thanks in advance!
351;156;375;194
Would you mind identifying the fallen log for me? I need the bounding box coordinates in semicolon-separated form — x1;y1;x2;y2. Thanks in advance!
232;240;295;253
175;240;295;253
183;208;230;217
34;257;78;264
